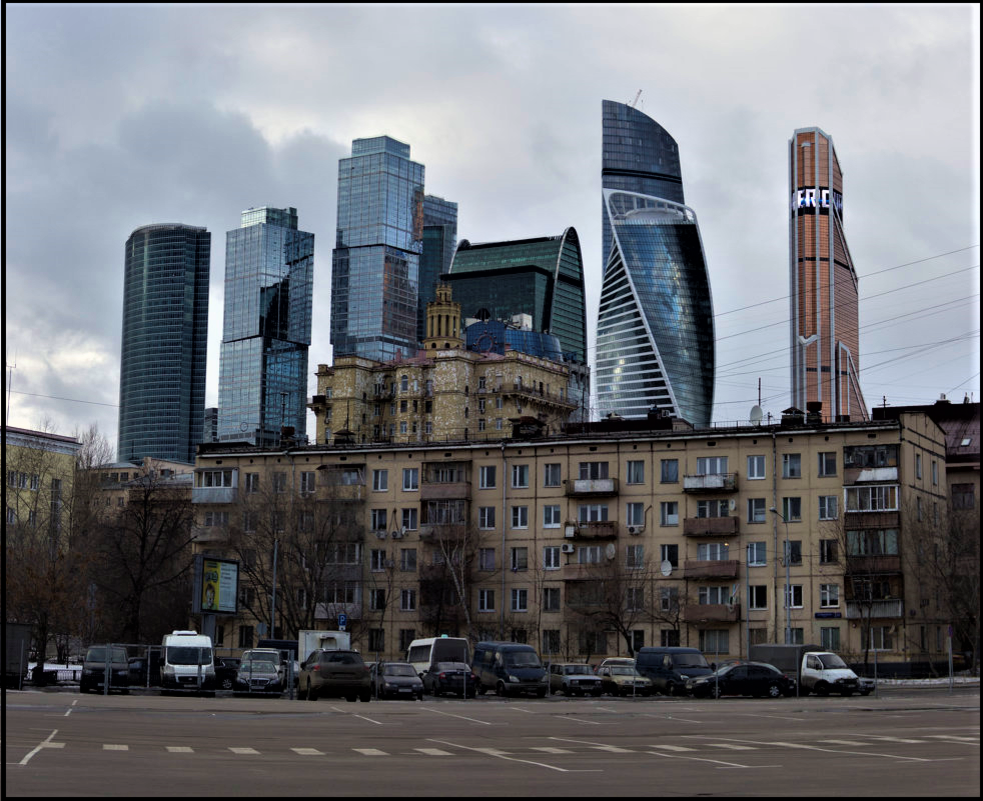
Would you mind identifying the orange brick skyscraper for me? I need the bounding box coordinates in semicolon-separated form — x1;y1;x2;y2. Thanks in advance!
789;127;869;421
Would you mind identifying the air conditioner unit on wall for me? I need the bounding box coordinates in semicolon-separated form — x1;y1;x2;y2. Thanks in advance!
561;543;575;554
564;526;576;538
627;525;645;535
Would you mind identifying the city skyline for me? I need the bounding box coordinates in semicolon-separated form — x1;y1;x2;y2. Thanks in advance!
5;4;979;453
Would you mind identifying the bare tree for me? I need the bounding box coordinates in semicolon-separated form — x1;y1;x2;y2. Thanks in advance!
418;521;477;638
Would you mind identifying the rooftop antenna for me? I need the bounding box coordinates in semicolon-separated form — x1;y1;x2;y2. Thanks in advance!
628;89;642;109
5;349;16;426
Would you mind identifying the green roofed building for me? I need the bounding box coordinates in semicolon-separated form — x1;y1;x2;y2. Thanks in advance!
443;228;587;366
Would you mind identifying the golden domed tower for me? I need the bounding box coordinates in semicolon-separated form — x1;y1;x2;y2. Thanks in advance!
423;283;463;350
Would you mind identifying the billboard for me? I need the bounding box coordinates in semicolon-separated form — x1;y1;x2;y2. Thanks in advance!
193;554;239;615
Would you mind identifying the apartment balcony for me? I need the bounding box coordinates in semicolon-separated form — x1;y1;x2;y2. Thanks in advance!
418;523;469;542
314;602;362;621
683;473;738;493
846;555;902;575
564;478;619;497
843;511;901;529
191;526;229;544
845;599;904;619
683;516;739;538
564;520;619;540
683;559;740;580
561;563;604;582
682;603;741;623
843;466;898;485
420;481;471;501
192;486;238;504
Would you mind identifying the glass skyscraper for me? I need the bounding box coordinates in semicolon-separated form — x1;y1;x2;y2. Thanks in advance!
596;101;715;426
419;195;458;343
118;223;210;463
331;136;425;361
789;127;868;422
218;206;315;447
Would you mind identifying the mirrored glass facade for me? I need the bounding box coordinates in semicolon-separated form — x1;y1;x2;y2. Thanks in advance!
596;191;715;427
118;223;210;463
789;127;868;422
218;207;314;447
419;195;458;342
331;136;425;361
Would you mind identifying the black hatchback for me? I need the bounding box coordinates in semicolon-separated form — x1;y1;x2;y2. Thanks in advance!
422;661;478;698
687;661;795;698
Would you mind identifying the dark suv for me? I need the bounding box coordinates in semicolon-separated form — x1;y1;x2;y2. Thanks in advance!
81;645;130;694
299;649;371;702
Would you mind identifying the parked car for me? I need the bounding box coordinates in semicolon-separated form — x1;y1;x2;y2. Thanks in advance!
81;645;130;694
241;648;283;679
596;665;653;696
212;657;240;690
471;641;547;697
234;657;283;696
299;649;371;702
635;646;713;695
595;657;636;672
372;661;425;700
423;661;478;698
549;663;603;696
686;662;796;699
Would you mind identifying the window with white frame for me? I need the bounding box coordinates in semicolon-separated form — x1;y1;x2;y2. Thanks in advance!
820;627;841;651
402;468;419;491
626;502;645;526
543;463;562;487
818;452;837;477
478;506;496;529
401;507;418;531
697;542;729;561
543;546;561;570
543;504;561;528
820;584;839;608
697;456;728;475
818;495;838;520
371;508;388;531
400;589;416;611
511;505;528;529
819;539;838;564
369;588;386;611
869;626;894;651
749;585;767;609
747;455;766;480
784;584;803;608
747;541;766;566
542;586;561;612
244;472;260;493
578;504;608;522
511;588;528;612
372;469;388;491
625;544;644;569
512;464;529;488
400;548;417;571
479;547;495;571
626;460;645;484
845;485;898;512
782;496;802;521
782;453;801;478
698;585;730;604
478;589;495;612
697;499;730;518
660;459;678;483
479;465;496;489
700;630;729;654
300;471;317;494
510;547;528;571
626;587;644;611
660;501;679;525
660;543;678;568
660;587;679;612
577;545;602;564
370;549;386;572
578;461;609;480
747;497;766;523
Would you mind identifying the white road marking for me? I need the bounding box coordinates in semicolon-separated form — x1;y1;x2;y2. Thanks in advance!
531;747;573;754
353;748;388;756
857;735;927;743
291;748;325;756
419;707;493;725
561;716;602;725
229;747;260;755
429;739;600;773
819;739;866;745
103;744;128;751
647;744;696;752
19;730;62;766
590;745;635;753
166;746;194;753
707;743;756;750
554;736;761;770
415;748;454;756
925;735;979;743
64;701;78;717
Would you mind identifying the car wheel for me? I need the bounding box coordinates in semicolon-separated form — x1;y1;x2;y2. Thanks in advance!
766;683;782;698
815;682;829;696
496;681;506;697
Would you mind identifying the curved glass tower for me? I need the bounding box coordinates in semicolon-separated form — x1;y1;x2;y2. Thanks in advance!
118;223;210;463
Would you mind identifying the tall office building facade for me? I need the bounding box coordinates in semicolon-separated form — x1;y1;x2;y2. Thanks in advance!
789;127;868;422
118;223;210;463
218;206;315;447
596;101;715;426
418;195;458;343
331;136;425;362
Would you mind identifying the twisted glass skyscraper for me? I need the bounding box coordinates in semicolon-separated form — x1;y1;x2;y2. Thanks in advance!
596;101;715;426
218;206;315;447
118;223;210;463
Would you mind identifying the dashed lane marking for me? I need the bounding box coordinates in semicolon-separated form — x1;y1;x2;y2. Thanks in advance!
166;747;193;753
229;747;260;755
415;748;454;756
647;744;697;752
102;744;128;751
291;748;325;756
353;748;388;756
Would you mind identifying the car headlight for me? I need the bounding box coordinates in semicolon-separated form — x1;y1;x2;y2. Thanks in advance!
508;675;520;683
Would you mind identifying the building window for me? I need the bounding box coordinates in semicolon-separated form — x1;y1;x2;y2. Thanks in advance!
698;542;729;561
782;496;802;521
510;547;528;571
511;588;528;612
368;629;385;653
478;506;496;529
399;630;416;653
817;452;837;477
869;626;894;651
747;498;766;523
697;499;730;518
271;472;287;493
660;459;679;483
697;456;728;475
402;468;419;491
845;485;898;512
626;460;645;484
698;585;730;605
542;630;561;655
400;549;417;571
626;587;644;612
784;584;803;608
699;630;729;655
786;540;802;565
372;469;388;491
401;507;418;531
371;508;388;531
782;453;801;479
370;549;387;572
819;539;838;564
244;472;260;493
625;544;644;569
542;587;561;612
846;529;899;556
660;501;678;526
478;589;495;612
820;584;839;608
543;546;561;570
747;455;766;480
578;504;608;522
577;545;602;564
479;465;496;489
931;461;938;486
543;504;561;528
300;471;316;495
818;495;838;520
820;627;841;651
511;505;528;529
238;626;254;649
660;543;678;568
747;541;766;566
626;502;645;527
543;463;562;487
369;589;386;611
915;453;923;479
749;585;767;610
512;464;529;488
661;629;681;647
479;547;495;571
578;461;609;480
400;589;417;611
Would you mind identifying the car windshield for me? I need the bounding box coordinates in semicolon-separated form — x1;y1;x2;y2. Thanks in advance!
241;660;276;672
504;652;541;667
818;653;848;669
610;666;637;676
564;665;590;675
675;653;710;668
714;665;736;676
384;664;417;677
86;647;127;663
167;646;211;665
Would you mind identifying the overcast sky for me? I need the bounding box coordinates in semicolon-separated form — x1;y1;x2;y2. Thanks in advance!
5;3;980;456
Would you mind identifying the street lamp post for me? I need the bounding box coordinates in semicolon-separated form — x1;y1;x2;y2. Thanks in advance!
770;507;791;645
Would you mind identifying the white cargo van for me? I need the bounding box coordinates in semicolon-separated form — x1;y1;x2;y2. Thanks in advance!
160;630;215;694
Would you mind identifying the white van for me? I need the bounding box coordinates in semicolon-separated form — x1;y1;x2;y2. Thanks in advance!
406;636;469;677
160;630;215;693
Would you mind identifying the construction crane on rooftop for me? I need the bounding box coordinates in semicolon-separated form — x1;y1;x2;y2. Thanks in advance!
629;89;642;108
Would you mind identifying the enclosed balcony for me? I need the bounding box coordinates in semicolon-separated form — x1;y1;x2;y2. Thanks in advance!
683;516;739;537
565;520;619;540
683;559;740;580
564;478;619;497
682;603;741;623
845;599;904;619
683;473;737;493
